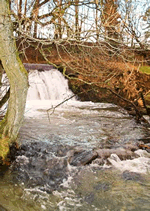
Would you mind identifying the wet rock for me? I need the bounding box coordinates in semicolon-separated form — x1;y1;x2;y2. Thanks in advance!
96;148;137;160
92;158;105;166
122;170;144;181
69;150;98;166
123;144;139;152
146;148;150;153
84;192;95;204
10;142;69;192
56;145;75;157
138;138;150;144
24;63;54;71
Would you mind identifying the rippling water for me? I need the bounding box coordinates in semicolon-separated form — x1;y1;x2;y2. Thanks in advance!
0;68;150;210
0;100;150;211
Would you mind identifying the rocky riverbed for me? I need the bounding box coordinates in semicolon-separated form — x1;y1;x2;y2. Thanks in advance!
9;139;150;192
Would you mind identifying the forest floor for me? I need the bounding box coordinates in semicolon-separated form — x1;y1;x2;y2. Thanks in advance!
19;40;150;117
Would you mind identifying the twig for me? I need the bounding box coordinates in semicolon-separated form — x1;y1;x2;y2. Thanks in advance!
46;94;76;123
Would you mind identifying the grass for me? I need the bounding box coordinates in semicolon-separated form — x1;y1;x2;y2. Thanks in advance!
139;66;150;74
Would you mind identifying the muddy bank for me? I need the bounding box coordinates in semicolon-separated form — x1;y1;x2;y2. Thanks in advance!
68;69;150;113
22;63;150;119
18;41;150;112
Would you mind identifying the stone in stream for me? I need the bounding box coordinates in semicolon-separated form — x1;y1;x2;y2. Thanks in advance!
10;141;99;193
138;142;150;153
95;148;138;160
8;140;149;193
122;170;144;181
10;142;70;193
69;150;98;166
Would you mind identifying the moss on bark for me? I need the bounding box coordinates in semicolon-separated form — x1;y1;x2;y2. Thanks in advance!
0;0;28;162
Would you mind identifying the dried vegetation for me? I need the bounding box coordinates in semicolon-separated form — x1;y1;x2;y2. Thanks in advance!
19;40;150;112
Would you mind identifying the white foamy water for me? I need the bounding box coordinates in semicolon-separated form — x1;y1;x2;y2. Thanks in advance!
108;150;150;174
27;69;75;101
26;69;126;118
1;67;150;211
24;68;150;176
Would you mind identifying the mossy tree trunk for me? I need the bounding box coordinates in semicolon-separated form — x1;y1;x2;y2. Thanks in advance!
0;0;28;161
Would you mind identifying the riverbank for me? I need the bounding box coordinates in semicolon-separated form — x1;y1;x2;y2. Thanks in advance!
19;40;150;115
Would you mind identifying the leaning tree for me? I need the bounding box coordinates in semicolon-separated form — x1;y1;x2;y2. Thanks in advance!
0;0;28;163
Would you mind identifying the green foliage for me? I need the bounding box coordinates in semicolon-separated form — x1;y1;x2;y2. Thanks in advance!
139;66;150;74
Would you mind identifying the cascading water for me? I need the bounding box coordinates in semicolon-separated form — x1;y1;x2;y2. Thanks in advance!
27;69;75;101
1;65;150;211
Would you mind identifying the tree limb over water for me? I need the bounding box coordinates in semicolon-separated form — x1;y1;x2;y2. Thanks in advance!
106;88;150;125
46;94;76;123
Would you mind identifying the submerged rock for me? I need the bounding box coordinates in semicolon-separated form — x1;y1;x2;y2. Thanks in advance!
95;148;137;160
122;170;144;181
8;140;150;194
10;142;98;192
93;182;110;191
10;142;70;193
69;150;98;166
84;192;95;204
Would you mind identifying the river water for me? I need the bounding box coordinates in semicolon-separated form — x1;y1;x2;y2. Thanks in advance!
0;68;150;211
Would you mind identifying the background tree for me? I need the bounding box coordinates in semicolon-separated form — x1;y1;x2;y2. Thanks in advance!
143;7;150;48
101;0;121;46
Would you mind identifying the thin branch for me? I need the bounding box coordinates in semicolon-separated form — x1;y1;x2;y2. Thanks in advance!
106;87;150;125
46;94;76;123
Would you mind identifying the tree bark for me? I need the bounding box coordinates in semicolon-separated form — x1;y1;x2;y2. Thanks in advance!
0;0;28;161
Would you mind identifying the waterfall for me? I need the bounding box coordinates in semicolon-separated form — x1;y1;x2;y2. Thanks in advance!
0;65;76;116
27;69;76;101
0;64;75;102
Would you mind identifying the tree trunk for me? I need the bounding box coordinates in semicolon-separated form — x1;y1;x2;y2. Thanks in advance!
75;0;79;40
33;0;39;38
95;1;99;42
0;0;28;161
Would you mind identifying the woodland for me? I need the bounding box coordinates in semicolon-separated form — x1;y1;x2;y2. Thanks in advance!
0;0;150;163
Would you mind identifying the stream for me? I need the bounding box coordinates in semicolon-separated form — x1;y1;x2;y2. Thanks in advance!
0;67;150;211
